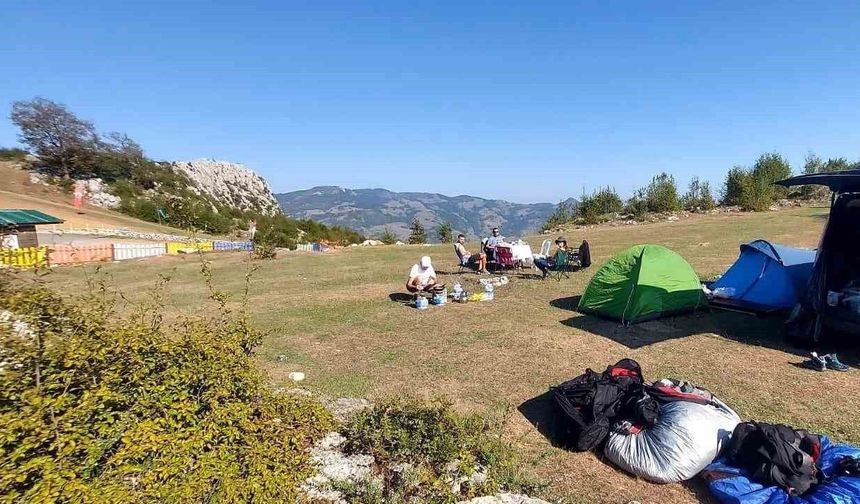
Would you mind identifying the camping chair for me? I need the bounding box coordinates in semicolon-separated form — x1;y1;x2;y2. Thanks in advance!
483;238;500;272
454;244;469;274
534;239;552;260
495;246;516;275
550;249;584;281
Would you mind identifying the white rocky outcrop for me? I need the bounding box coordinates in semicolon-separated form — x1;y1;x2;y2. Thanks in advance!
83;178;121;209
172;158;280;216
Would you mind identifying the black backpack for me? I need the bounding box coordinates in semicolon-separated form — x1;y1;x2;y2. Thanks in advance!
578;240;592;268
552;359;651;451
725;422;822;495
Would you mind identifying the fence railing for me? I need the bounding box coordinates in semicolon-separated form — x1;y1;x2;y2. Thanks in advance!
0;247;48;268
113;243;166;261
1;240;257;268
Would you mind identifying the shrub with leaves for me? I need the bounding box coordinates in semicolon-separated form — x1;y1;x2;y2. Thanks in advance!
340;399;541;503
0;272;331;503
643;172;682;213
682;177;716;211
624;188;649;220
0;147;28;161
577;186;623;224
541;201;577;231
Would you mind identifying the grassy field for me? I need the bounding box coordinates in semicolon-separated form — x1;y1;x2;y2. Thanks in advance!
39;206;860;504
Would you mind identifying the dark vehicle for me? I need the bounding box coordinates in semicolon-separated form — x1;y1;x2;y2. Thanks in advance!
776;170;860;346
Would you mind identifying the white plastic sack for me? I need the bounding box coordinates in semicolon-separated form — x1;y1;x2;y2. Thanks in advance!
603;399;740;483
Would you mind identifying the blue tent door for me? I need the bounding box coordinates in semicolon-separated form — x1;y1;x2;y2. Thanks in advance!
711;240;816;311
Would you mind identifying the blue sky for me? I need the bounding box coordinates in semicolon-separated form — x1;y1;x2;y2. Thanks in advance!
2;1;859;203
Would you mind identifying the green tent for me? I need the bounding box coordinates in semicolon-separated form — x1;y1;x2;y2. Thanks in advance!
578;244;704;324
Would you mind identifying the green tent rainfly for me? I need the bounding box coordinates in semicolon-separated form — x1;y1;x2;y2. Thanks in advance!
578;244;704;324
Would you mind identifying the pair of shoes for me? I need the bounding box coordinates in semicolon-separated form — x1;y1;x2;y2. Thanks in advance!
823;353;850;372
802;352;851;372
802;353;827;372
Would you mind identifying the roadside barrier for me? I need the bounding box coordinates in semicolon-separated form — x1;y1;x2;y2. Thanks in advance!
0;246;48;268
2;238;252;269
166;240;214;255
48;244;113;266
113;243;167;261
213;240;253;252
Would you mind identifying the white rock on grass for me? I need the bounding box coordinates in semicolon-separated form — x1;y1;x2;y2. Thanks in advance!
457;493;554;504
323;397;372;423
301;432;376;503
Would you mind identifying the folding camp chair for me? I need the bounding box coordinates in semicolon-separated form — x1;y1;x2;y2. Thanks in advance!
551;249;584;281
495;246;516;275
534;239;552;260
454;244;469;274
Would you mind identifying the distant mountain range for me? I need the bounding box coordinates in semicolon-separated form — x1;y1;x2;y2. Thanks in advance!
275;186;577;240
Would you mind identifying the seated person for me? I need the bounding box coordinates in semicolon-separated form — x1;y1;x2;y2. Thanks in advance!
484;227;504;261
454;234;488;273
534;236;569;278
406;255;438;293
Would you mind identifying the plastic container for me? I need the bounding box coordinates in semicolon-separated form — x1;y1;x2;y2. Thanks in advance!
432;292;446;305
483;282;494;301
415;296;429;310
452;282;463;301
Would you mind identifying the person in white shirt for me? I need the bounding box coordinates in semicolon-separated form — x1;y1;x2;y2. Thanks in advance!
406;255;438;292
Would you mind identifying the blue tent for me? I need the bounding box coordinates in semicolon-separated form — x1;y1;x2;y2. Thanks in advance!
710;239;816;312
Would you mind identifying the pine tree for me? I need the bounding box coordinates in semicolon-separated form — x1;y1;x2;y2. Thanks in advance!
408;218;427;244
380;227;397;245
436;221;453;243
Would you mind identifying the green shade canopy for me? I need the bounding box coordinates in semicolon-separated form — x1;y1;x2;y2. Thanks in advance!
578;244;704;324
0;209;64;227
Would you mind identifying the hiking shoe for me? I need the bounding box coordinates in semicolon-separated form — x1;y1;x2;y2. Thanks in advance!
802;354;827;372
824;354;850;372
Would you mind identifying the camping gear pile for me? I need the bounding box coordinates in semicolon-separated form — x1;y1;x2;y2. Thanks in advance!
551;360;860;502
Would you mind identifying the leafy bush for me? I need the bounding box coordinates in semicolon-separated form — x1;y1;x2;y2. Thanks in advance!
541;201;577;231
0;272;332;503
341;399;541;503
751;152;791;199
0;147;28;161
643;172;682;212
577;187;622;224
253;242;277;260
624;188;649;220
380;228;397;245
721;155;787;212
682;177;716;211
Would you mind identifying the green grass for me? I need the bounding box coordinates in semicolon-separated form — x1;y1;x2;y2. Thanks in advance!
40;206;857;504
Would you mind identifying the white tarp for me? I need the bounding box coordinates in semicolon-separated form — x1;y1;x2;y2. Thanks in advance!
603;398;740;483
